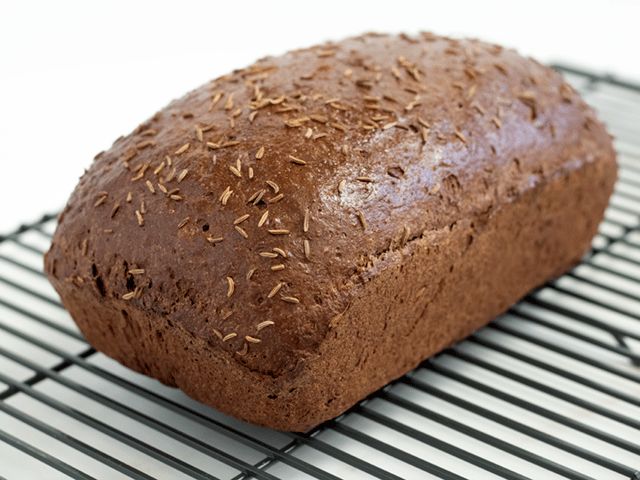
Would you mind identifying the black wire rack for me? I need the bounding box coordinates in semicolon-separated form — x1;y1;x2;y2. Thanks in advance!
1;65;639;480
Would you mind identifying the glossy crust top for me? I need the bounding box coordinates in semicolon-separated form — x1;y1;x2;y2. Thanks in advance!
45;32;612;379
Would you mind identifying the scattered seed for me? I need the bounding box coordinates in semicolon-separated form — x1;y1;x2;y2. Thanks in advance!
136;140;155;149
235;225;249;239
94;195;108;207
226;276;235;297
356;210;367;230
382;122;397;130
174;143;190;155
258;210;269;227
271;264;285;271
121;150;138;163
207;236;224;244
255;146;265;159
177;217;190;229
236;343;248;356
317;49;335;57
131;163;150;181
177;169;188;183
122;291;136;300
110;203;120;218
248;167;254;179
220;186;232;205
454;130;467;143
310;114;329;123
247;189;263;204
145;180;155;194
268;229;289;235
245;336;261;344
420;126;429;143
250;188;264;205
170;194;183;201
320;97;337;105
338;179;346;194
153;161;166;175
289;155;307;165
284;117;310;128
302;209;311;233
471;101;486;115
260;251;278;258
266;180;279;194
157;183;168;194
140;200;147;214
224;92;235;110
135;210;144;226
267;282;284;298
281;296;300;304
165;167;176;182
466;84;477;100
246;268;256;281
417;117;431;128
209;91;223;110
128;268;145;275
268;193;284;204
402;225;411;245
518;91;537;103
491;117;502;129
222;332;237;342
256;320;275;331
229;165;242;178
212;328;223;340
81;238;88;256
234;214;250;225
304;239;311;260
330;122;347;132
494;63;508;75
356;176;373;183
207;140;241;150
273;247;287;258
222;190;233;205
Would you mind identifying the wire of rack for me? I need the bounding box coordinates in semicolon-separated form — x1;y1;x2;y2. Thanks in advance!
0;65;639;480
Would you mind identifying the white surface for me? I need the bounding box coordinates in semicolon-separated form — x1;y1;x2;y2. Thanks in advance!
1;0;639;233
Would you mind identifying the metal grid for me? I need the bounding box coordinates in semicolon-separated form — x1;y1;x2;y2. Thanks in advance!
0;65;639;480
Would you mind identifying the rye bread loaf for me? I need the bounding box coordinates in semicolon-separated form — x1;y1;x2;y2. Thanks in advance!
45;32;616;431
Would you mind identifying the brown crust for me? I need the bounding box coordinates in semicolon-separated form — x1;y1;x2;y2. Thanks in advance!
45;32;616;431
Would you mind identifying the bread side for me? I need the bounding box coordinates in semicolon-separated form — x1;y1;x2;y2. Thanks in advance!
45;32;616;430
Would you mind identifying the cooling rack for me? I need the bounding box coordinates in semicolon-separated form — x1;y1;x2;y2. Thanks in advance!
0;65;639;480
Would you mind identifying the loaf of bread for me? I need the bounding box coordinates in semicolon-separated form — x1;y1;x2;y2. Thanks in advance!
45;32;616;431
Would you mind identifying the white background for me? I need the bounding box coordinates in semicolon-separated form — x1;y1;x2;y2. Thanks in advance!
1;0;638;233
